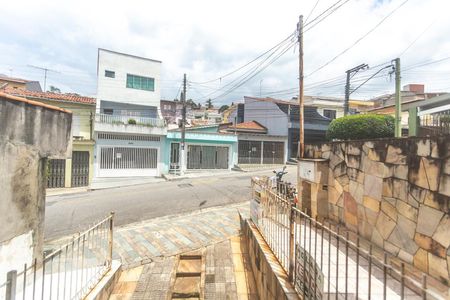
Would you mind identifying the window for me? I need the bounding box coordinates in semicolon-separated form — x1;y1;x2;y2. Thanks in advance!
103;108;113;115
126;74;155;91
72;115;80;136
105;70;115;78
323;109;337;120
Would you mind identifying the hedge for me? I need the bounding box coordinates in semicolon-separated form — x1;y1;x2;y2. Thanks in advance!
326;114;395;140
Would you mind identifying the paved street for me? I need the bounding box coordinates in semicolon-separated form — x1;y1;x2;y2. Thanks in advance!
44;166;296;240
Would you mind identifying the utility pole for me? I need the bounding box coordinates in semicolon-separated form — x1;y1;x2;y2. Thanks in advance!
344;63;368;115
180;74;187;174
394;58;401;137
28;65;59;92
298;15;304;160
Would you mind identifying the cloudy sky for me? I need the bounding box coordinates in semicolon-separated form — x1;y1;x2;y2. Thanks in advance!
0;0;449;105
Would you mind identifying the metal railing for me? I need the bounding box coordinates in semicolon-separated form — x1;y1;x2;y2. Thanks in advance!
1;212;114;300
419;109;450;135
95;113;166;128
252;178;447;300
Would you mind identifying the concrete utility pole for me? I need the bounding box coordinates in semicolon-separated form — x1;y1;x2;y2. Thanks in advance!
394;58;401;137
28;65;59;92
344;63;368;115
298;15;304;160
180;74;187;174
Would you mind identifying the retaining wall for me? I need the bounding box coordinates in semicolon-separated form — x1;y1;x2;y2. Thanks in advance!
303;135;450;285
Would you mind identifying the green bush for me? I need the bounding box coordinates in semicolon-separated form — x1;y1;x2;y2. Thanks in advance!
127;118;137;125
326;114;395;141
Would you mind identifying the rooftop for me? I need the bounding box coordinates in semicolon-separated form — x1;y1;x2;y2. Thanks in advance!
98;48;162;64
0;92;71;114
2;87;96;105
0;75;31;84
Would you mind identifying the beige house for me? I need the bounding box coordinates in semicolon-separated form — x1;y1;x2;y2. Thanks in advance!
0;75;42;91
2;87;96;188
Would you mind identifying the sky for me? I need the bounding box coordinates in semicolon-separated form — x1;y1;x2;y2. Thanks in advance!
0;0;449;106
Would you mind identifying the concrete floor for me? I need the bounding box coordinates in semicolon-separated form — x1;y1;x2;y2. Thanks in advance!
44;166;297;241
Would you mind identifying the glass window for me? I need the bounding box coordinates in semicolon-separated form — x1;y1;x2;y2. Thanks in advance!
105;70;115;78
126;74;155;91
323;109;337;120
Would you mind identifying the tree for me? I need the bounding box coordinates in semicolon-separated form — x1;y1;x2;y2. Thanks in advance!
49;85;61;93
206;99;213;109
219;105;229;113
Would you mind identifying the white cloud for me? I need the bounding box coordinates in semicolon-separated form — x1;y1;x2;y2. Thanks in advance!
0;0;448;104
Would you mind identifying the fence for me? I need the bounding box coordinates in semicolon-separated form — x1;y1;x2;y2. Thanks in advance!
96;113;166;128
419;108;450;135
1;213;114;300
251;178;447;300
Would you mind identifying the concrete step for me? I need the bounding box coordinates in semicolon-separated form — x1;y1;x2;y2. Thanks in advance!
170;251;203;299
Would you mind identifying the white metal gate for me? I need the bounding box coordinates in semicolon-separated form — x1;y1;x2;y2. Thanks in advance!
98;146;158;177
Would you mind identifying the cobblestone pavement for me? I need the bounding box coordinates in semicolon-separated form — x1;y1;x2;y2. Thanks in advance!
113;202;250;267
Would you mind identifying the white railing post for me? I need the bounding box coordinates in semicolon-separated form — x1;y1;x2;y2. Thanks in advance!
5;270;17;300
108;212;115;268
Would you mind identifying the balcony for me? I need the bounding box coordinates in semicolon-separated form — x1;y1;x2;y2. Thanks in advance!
95;113;167;136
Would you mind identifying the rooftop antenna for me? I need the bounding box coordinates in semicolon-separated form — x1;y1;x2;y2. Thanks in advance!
28;65;60;91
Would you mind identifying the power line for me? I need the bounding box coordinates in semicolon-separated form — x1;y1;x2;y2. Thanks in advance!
189;31;296;85
306;0;411;77
304;0;321;24
398;19;437;57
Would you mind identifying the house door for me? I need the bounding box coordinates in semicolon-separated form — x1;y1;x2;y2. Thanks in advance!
71;151;90;187
170;143;180;171
47;159;66;188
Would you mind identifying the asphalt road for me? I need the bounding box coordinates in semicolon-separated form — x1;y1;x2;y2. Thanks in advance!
44;166;297;241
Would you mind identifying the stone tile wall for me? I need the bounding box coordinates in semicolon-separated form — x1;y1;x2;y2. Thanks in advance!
304;135;450;285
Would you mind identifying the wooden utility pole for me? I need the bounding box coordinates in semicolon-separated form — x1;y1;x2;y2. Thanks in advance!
394;58;401;137
298;15;304;159
181;74;187;174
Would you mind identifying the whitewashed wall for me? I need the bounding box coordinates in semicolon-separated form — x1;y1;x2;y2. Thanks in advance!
97;49;161;110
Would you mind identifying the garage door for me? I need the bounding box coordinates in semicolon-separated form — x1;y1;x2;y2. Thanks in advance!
262;141;284;164
99;146;158;177
187;145;229;169
238;140;261;164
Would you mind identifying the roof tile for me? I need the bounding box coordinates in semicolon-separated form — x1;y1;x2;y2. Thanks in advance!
1;87;96;105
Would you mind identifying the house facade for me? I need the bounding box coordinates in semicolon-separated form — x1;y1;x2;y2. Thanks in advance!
2;87;96;188
94;48;167;178
368;84;447;133
0;75;42;92
187;108;223;125
160;99;184;125
163;125;238;174
240;96;330;159
220;121;288;165
304;96;374;120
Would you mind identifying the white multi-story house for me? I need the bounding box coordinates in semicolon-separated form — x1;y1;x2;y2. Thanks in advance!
94;48;167;178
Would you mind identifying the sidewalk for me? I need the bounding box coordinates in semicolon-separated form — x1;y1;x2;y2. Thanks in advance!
113;202;249;267
106;202;256;299
109;236;257;300
46;186;89;197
